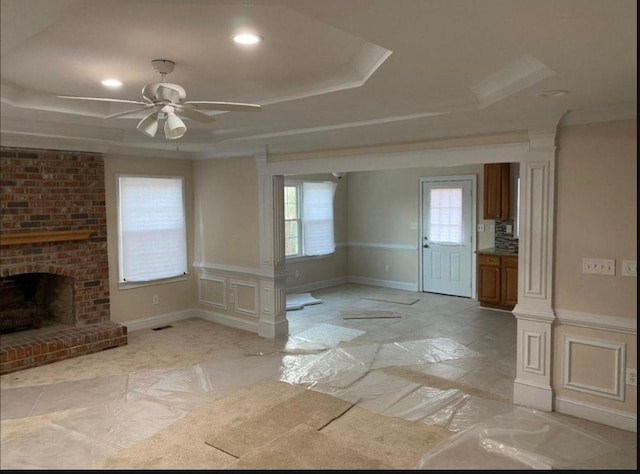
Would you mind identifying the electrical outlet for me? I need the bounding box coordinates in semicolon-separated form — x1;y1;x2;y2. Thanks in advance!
622;260;637;277
384;264;390;273
410;221;417;230
626;369;637;386
152;295;159;305
294;270;300;278
582;258;615;276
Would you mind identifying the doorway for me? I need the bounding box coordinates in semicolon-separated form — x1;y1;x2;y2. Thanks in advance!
420;175;476;298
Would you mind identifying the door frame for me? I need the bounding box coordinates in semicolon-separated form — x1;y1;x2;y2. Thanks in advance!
418;174;477;299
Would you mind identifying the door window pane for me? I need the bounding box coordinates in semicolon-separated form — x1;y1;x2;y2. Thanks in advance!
430;188;463;243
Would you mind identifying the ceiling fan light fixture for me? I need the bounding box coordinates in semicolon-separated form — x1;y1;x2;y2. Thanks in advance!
164;111;186;140
233;33;261;45
101;78;122;89
136;112;159;138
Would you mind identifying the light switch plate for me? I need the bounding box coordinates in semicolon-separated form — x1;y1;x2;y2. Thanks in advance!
582;258;615;275
622;260;637;277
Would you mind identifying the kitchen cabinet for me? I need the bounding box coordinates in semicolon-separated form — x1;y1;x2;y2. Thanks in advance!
477;252;518;310
483;163;510;219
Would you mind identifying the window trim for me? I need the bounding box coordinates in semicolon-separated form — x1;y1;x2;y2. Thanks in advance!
116;173;189;288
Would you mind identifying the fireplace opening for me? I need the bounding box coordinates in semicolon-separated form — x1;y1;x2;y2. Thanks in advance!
0;273;74;334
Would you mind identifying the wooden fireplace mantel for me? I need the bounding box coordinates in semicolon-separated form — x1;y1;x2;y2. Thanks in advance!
1;230;95;246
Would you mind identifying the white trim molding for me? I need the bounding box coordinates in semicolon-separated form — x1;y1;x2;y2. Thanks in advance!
194;260;287;337
229;279;259;318
562;335;626;401
348;275;418;292
349;242;418;252
555;396;637;433
122;309;198;332
198;275;227;310
193;261;263;279
195;308;259;334
512;128;558;412
287;276;349;294
555;309;637;335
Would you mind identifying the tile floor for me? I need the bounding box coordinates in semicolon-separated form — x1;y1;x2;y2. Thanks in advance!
0;283;636;470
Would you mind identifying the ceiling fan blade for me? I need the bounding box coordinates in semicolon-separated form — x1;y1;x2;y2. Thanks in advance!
58;95;148;106
104;105;154;119
174;106;216;123
183;101;261;112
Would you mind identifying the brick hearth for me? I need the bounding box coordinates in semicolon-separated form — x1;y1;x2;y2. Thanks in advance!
1;147;127;375
0;322;127;375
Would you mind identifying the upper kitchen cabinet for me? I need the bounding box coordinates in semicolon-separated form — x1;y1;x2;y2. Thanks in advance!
483;163;510;219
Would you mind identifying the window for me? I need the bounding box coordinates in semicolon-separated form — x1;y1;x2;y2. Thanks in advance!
429;188;463;244
284;180;337;257
284;184;301;257
117;176;187;283
515;176;521;239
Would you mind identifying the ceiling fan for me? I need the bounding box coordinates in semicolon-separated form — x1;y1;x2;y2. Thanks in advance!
58;59;261;140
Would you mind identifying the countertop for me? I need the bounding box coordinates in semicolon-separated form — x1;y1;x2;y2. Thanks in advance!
476;247;519;257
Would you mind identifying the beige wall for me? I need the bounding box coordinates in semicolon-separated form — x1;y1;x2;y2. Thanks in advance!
554;120;637;318
553;119;637;415
346;164;491;285
193;156;260;268
285;173;348;289
104;154;197;324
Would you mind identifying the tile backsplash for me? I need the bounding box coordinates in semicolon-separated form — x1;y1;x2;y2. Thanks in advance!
495;218;519;253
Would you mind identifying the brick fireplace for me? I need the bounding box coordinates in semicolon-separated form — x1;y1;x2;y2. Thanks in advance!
1;147;127;375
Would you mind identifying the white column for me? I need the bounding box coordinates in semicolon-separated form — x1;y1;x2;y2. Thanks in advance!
256;154;288;338
512;130;557;411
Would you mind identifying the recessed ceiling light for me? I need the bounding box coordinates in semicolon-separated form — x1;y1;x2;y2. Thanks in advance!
233;33;261;45
101;78;122;89
535;89;569;98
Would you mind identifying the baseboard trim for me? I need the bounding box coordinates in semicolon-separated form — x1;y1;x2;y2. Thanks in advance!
555;395;637;433
513;379;553;411
122;309;198;332
122;308;260;335
194;308;259;334
287;276;349;294
348;275;418;292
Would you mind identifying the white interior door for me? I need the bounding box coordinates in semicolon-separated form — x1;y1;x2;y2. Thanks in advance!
421;177;474;297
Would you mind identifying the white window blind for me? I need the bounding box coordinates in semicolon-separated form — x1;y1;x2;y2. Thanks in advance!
301;181;337;256
118;176;187;282
430;188;463;244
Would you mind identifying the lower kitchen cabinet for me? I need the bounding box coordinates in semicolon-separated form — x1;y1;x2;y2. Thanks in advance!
477;253;518;310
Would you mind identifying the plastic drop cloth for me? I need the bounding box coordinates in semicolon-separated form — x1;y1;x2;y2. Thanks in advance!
283;357;497;429
126;365;216;410
55;397;188;450
424;394;517;432
280;344;378;388
415;407;618;470
370;337;479;369
283;323;366;352
0;423;119;470
279;337;479;389
1;374;129;419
